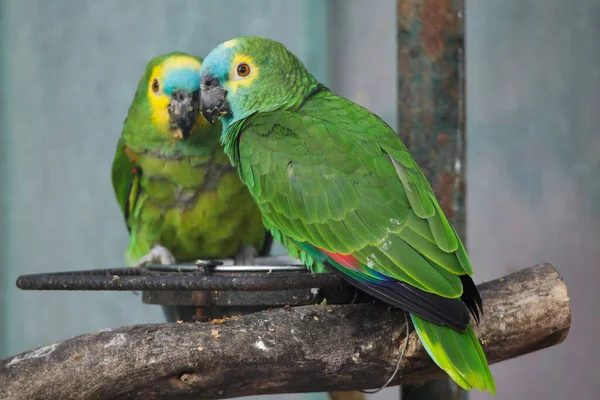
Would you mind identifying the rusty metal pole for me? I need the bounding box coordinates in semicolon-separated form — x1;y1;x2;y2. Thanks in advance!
397;0;466;399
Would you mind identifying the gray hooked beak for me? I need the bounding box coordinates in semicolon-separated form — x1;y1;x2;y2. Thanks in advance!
168;89;200;140
200;75;230;124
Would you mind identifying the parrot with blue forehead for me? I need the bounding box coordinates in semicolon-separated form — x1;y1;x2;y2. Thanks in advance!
112;52;270;271
198;37;496;395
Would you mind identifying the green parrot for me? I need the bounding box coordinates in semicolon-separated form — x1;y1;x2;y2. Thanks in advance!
198;37;496;395
112;52;271;272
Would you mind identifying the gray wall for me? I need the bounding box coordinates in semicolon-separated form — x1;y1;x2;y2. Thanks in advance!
467;1;600;399
330;0;397;131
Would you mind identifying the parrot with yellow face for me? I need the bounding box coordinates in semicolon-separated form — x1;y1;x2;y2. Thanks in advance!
112;52;270;276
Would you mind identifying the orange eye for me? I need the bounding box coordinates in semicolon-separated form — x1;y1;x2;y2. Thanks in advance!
151;78;160;93
236;63;251;77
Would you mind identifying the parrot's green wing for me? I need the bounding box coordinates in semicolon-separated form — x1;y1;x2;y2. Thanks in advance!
111;135;140;231
232;88;494;394
236;90;472;299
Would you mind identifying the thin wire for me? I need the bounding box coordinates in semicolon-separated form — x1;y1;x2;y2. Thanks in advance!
360;311;410;394
350;287;359;304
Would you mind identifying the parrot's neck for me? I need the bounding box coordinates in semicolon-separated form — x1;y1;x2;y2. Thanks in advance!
125;123;221;159
220;81;327;169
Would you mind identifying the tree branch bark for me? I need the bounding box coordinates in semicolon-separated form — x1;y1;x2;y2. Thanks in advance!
0;264;570;400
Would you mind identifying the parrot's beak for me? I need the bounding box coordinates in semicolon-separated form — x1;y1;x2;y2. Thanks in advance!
200;75;230;124
168;89;200;140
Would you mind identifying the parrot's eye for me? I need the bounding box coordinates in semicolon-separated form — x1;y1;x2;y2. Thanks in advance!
236;63;251;77
151;78;160;93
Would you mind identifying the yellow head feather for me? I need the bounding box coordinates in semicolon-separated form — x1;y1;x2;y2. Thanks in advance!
147;56;206;135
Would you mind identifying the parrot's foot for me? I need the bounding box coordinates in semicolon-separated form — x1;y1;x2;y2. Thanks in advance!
234;245;259;266
130;245;176;297
136;244;177;267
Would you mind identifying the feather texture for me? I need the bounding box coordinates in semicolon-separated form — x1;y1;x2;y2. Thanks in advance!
111;53;269;265
225;86;494;394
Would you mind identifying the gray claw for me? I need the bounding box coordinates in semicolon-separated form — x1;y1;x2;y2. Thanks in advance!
136;244;177;267
132;245;177;296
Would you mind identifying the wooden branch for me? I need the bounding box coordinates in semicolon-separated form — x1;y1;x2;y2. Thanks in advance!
0;264;570;400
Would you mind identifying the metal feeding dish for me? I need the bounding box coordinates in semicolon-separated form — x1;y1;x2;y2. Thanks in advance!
16;255;365;322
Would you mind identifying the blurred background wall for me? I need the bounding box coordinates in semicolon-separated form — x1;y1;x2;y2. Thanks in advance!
0;1;597;399
467;1;599;399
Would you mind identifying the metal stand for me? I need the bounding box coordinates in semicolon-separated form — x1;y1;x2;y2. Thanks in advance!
397;0;467;398
16;256;371;323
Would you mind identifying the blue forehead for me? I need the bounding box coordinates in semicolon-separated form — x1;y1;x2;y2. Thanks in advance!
200;45;233;81
163;67;200;95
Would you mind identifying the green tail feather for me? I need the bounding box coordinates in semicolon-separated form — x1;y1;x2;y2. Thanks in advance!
410;314;496;396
